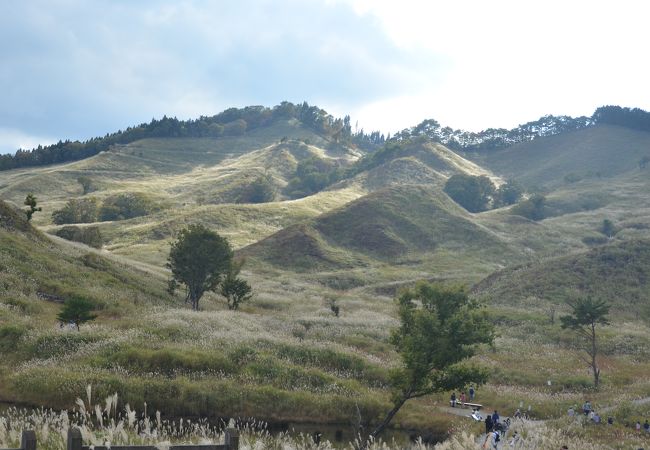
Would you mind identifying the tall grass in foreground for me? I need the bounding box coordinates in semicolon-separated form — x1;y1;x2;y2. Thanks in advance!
0;389;642;449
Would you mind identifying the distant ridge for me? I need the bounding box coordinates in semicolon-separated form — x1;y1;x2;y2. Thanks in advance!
3;102;649;173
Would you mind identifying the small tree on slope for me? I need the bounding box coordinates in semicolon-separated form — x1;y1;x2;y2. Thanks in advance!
57;297;97;331
366;282;494;444
560;296;610;387
167;224;233;311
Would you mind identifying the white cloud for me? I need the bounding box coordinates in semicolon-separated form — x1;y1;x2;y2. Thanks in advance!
0;128;55;154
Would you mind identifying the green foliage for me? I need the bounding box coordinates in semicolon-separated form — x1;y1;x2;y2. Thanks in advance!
560;296;610;387
285;156;342;199
23;193;41;221
0;324;26;353
600;219;616;238
494;180;523;206
218;260;253;310
443;174;495;212
57;296;98;331
55;225;103;248
511;194;546;220
237;173;277;203
167;224;233;310
99;192;159;221
51;198;99;224
76;176;96;195
370;282;494;439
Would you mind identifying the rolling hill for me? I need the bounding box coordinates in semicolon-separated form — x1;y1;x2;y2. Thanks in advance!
241;185;515;276
467;124;650;188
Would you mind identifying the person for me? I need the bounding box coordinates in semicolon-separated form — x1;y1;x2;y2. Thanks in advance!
508;432;517;446
482;430;500;449
592;412;601;424
607;416;614;425
472;410;483;421
492;410;500;425
636;421;641;432
485;414;493;434
450;392;457;407
567;405;575;417
514;408;522;419
460;391;466;405
469;386;475;401
644;419;649;433
582;400;592;416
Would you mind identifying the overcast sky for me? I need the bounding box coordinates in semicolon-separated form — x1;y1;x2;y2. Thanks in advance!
1;0;649;154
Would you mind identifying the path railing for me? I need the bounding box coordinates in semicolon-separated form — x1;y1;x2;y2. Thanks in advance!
0;431;36;450
1;428;239;450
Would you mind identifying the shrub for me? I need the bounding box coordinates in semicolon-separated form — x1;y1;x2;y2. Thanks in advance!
0;324;26;352
443;174;495;212
511;194;547;221
99;192;160;221
237;174;277;203
51;198;99;224
55;226;103;248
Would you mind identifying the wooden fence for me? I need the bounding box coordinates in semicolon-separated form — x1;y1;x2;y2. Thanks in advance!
0;428;238;450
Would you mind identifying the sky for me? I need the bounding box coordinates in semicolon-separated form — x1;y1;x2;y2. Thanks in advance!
1;0;649;154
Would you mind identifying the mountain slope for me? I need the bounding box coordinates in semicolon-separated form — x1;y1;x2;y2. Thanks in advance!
472;238;650;318
468;124;650;187
241;185;512;272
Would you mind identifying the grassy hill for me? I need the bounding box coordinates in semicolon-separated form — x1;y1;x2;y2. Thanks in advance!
242;185;515;278
3;110;650;447
473;238;650;319
468;124;650;188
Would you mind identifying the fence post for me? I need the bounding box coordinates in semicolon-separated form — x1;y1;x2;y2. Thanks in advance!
67;428;82;450
224;428;239;450
21;430;36;450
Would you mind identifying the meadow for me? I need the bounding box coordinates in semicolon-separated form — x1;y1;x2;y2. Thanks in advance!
1;120;650;448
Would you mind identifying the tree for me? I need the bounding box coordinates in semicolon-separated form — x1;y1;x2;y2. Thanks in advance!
167;224;233;311
77;176;95;195
367;283;494;442
218;260;253;310
57;297;98;330
238;173;277;203
24;193;41;221
600;219;616;238
560;297;610;387
511;194;546;221
51;198;99;224
443;174;495;212
494;180;523;206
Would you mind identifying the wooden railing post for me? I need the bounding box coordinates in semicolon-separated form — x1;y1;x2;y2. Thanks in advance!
67;428;82;450
224;428;238;450
21;430;36;450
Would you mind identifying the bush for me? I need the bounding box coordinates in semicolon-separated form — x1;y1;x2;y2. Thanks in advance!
51;198;99;224
55;226;103;248
237;174;277;203
443;174;495;212
511;194;547;221
494;180;523;206
99;192;160;221
285;156;342;199
0;324;26;352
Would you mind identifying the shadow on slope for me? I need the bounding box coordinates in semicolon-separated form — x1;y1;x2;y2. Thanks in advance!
470;124;650;188
473;238;650;318
241;185;509;272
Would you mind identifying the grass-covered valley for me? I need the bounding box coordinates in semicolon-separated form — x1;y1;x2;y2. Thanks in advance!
2;105;650;448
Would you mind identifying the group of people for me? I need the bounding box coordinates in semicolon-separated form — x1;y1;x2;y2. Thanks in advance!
567;401;605;423
450;386;476;407
568;401;650;433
